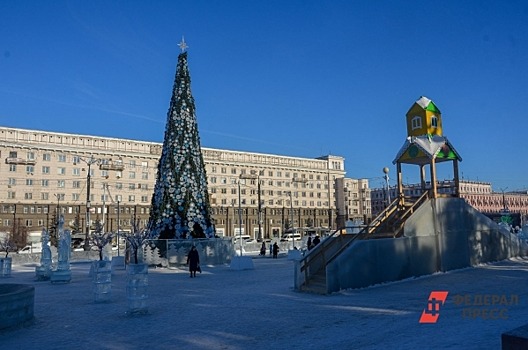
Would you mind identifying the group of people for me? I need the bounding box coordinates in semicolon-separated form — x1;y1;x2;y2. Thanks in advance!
258;235;321;257
259;242;280;258
306;235;320;250
189;234;323;275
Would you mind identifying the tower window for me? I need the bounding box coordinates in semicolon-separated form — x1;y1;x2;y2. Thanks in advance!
431;115;438;128
411;116;422;130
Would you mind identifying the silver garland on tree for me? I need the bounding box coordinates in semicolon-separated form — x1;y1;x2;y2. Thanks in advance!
148;38;214;239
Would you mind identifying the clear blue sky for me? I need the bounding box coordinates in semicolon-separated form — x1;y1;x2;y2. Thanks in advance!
1;1;527;191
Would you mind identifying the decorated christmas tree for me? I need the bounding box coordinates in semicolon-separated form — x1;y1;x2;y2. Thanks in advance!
148;39;214;239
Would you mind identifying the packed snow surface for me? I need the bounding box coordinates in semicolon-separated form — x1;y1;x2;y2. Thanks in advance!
1;255;527;349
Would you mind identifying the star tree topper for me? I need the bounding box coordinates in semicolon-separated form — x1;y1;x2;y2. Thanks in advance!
178;36;188;52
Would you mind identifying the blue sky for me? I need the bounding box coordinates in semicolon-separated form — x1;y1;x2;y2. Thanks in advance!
1;1;528;191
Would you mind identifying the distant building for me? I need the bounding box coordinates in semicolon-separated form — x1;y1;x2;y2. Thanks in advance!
0;126;347;242
334;177;372;228
371;180;528;224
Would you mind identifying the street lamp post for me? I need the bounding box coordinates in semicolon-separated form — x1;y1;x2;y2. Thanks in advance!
102;183;107;233
54;193;61;220
291;177;308;249
237;173;259;255
117;200;120;256
257;175;262;241
53;194;61;242
289;190;294;250
75;156;100;251
383;167;390;207
237;179;243;256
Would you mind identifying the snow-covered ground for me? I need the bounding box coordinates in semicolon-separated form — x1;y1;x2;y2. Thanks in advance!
1;254;527;349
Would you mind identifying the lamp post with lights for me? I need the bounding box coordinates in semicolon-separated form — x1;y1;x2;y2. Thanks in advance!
74;156;101;251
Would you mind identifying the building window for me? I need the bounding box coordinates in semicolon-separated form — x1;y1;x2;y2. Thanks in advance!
128;195;135;202
8;178;16;185
41;179;49;187
142;172;148;180
26;165;34;174
9;151;17;158
26;179;33;186
72;193;80;201
8;192;15;199
411;116;422;130
129;183;136;190
27;152;35;160
73;181;81;188
431;115;438;128
42;166;50;174
25;193;33;200
58;154;66;162
57;180;65;188
141;196;149;203
58;167;66;175
43;153;51;161
129;172;136;179
9;164;16;172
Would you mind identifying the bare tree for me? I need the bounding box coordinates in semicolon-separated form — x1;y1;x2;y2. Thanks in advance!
0;234;17;257
90;220;113;261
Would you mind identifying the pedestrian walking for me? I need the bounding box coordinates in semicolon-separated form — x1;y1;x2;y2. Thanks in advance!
260;241;266;256
272;242;279;258
187;245;200;278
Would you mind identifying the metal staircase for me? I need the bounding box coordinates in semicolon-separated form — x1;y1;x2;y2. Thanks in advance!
297;191;430;294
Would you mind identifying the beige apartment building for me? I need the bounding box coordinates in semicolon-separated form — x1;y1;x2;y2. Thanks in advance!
334;177;372;228
0;126;349;243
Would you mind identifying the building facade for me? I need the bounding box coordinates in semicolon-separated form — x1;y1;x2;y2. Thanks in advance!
370;180;528;225
334;177;372;227
0;126;347;242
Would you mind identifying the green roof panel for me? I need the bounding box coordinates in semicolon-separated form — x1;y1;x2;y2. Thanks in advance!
425;100;441;113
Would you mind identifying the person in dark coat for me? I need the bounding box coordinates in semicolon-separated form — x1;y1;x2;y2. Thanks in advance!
307;236;313;250
272;242;279;258
312;235;320;247
187;245;200;278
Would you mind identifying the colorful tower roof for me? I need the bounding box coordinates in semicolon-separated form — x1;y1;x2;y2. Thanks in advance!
405;96;443;137
395;96;461;165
